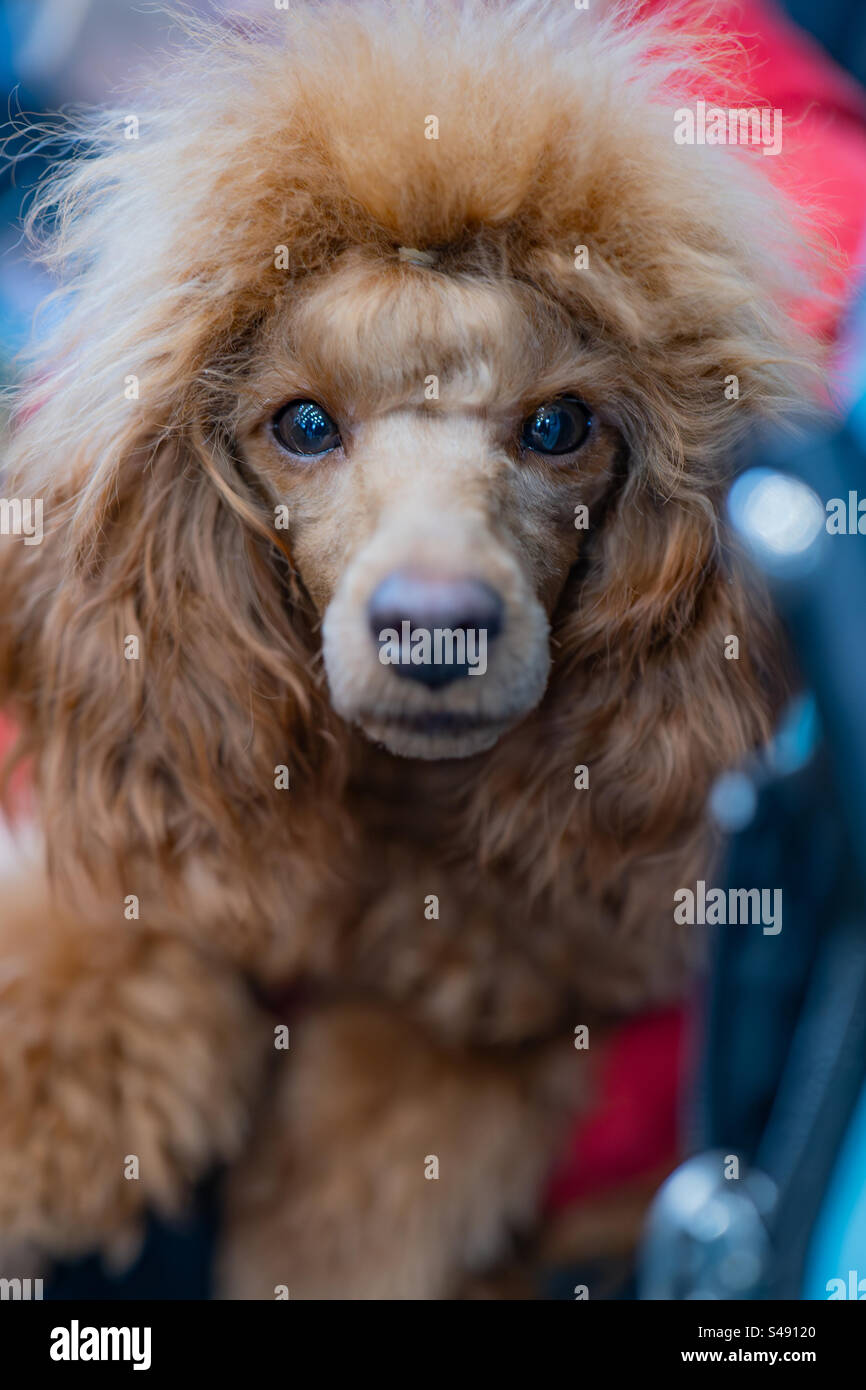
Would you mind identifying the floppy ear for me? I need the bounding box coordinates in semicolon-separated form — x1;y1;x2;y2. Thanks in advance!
0;391;343;910
546;247;826;884
563;487;787;865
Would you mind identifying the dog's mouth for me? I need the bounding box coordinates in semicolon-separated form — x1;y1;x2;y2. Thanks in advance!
362;708;504;735
355;706;518;759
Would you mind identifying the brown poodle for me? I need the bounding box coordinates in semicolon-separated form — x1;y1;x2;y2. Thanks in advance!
0;0;824;1297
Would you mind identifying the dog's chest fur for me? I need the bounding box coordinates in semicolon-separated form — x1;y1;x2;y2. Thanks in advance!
249;747;697;1048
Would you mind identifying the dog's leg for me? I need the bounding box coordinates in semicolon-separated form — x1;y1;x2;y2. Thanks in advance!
218;1000;580;1300
0;861;266;1274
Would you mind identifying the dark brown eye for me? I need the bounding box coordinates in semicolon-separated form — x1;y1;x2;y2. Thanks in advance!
520;397;593;455
272;400;341;455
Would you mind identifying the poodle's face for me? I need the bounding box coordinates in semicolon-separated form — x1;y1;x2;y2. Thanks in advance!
239;255;621;759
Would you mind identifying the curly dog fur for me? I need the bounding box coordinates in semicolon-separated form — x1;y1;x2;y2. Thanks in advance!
0;0;825;1297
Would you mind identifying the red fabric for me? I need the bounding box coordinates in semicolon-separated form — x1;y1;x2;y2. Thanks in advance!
544;1008;687;1212
640;0;866;336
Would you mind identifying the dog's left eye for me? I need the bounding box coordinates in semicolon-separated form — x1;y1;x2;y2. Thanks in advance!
272;400;341;455
520;397;593;455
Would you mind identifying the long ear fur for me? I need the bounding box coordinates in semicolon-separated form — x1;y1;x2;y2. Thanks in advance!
0;410;347;907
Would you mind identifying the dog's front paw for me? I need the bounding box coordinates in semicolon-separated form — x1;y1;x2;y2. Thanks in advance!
0;904;265;1271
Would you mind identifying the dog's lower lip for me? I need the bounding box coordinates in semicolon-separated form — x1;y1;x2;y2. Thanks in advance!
361;710;505;736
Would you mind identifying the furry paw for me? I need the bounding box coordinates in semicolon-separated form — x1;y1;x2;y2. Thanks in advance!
0;891;265;1272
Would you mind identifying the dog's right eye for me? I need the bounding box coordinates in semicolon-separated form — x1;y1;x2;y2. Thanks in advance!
520;396;593;456
272;400;341;456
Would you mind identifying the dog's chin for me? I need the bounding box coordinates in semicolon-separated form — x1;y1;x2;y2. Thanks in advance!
354;708;519;760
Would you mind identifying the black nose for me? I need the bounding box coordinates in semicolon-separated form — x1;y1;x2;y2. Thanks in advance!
368;569;503;687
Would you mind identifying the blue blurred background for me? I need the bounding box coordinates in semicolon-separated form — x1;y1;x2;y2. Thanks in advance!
0;0;267;383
